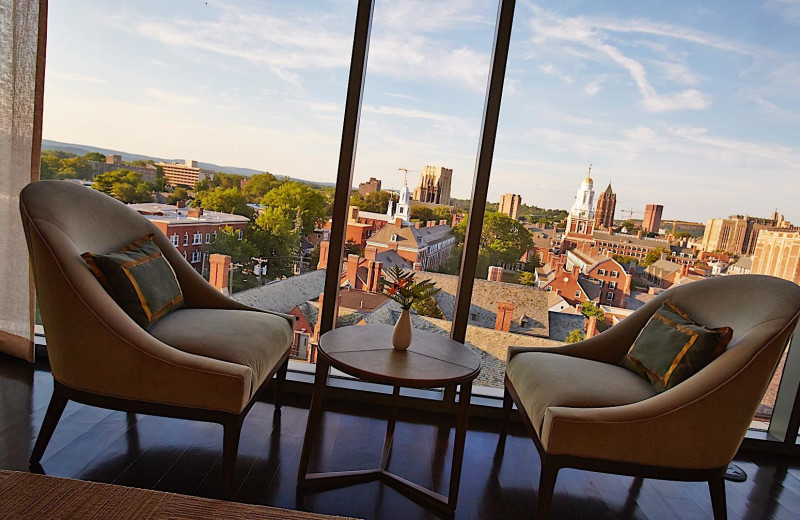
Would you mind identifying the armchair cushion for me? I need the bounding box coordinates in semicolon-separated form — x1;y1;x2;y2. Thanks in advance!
81;235;184;329
620;300;732;393
149;308;293;401
506;352;656;436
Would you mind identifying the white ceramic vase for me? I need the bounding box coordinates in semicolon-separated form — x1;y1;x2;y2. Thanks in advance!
392;309;413;350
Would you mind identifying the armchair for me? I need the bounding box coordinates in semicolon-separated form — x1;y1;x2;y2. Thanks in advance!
20;180;295;498
502;274;800;519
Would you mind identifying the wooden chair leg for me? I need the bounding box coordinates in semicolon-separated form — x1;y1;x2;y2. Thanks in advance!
30;384;68;464
500;386;513;439
221;417;243;500
536;458;559;520
274;357;289;411
708;472;728;520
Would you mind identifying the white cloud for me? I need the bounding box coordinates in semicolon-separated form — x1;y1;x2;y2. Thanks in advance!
754;97;800;120
653;61;701;86
527;6;713;112
48;72;109;84
144;88;201;107
538;64;574;84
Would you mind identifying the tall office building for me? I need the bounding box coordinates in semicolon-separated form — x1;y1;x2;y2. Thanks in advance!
594;183;616;230
412;165;452;206
358;177;381;196
642;204;663;233
702;214;789;255
499;193;522;220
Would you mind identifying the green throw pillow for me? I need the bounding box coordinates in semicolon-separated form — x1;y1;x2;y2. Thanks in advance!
620;300;732;393
82;234;184;329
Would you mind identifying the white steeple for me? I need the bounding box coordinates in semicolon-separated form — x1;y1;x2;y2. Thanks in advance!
394;176;411;224
568;165;596;220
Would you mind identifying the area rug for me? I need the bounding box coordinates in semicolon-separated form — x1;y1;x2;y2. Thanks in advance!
0;470;358;519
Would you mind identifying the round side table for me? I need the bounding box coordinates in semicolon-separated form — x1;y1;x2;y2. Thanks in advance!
296;324;481;516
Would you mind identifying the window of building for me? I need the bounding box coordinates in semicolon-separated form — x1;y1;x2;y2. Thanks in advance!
205;233;211;243
213;232;217;242
193;232;202;245
183;233;189;246
598;269;606;276
237;230;243;241
575;291;581;298
606;292;614;301
608;281;617;290
170;234;179;247
191;251;201;263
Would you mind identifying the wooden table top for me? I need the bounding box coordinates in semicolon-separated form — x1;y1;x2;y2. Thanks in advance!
318;325;481;388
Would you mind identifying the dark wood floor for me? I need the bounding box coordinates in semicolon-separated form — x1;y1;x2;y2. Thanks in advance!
2;354;800;520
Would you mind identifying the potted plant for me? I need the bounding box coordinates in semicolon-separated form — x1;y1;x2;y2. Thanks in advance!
379;266;441;350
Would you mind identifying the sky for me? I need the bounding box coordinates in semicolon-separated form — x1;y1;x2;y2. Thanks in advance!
43;0;800;224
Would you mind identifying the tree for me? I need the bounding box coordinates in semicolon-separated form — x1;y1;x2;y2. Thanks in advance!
262;181;327;235
581;301;605;320
613;254;636;265
167;187;189;205
308;243;321;270
618;219;637;232
193;187;253;217
83;152;106;162
207;226;258;265
350;190;396;214
641;247;669;267
243;172;281;202
565;329;585;343
412;297;444;318
517;271;537;286
92;169;153;203
410;206;435;222
480;212;534;267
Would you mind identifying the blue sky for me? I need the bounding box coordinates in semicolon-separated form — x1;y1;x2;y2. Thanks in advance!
43;0;800;224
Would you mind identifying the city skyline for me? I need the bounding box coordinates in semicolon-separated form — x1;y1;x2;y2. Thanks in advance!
43;1;800;223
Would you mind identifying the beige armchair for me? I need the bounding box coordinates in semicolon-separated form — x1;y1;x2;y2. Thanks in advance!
20;181;295;498
502;274;800;520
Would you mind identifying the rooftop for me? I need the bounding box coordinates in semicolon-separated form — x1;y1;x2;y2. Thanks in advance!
128;203;250;225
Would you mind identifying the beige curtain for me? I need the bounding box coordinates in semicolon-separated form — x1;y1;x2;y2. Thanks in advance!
0;0;46;362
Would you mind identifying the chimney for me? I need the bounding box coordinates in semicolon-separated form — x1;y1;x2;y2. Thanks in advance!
371;261;383;292
576;304;583;314
364;245;377;261
313;292;324;342
451;214;459;227
439;219;447;226
495;301;514;332
413;262;423;271
188;207;203;218
660;252;668;260
488;265;504;282
318;241;330;270
586;316;598;338
414;222;421;229
427;221;435;228
346;254;360;286
637;230;643;239
176;200;186;209
209;254;231;295
348;206;359;222
394;217;403;227
366;260;376;292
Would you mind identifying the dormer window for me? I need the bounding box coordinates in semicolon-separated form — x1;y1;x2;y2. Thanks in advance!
391;234;398;242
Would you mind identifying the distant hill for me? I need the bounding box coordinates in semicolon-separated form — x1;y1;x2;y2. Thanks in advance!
42;139;266;178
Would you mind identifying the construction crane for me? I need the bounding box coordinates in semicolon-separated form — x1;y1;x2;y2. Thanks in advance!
619;206;643;221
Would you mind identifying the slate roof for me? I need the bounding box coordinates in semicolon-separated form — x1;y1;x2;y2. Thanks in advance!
732;256;753;270
414;271;549;337
232;270;326;314
645;259;682;278
367;223;453;250
548;311;586;342
626;291;657;310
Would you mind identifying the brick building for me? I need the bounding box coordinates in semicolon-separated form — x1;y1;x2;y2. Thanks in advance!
358;177;381;196
594;183;616;230
701;213;790;255
88;154;158;184
642;204;663;233
129;203;249;270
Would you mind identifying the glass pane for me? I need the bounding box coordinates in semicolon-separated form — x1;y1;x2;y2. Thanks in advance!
43;0;352;365
466;2;800;399
327;0;496;356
